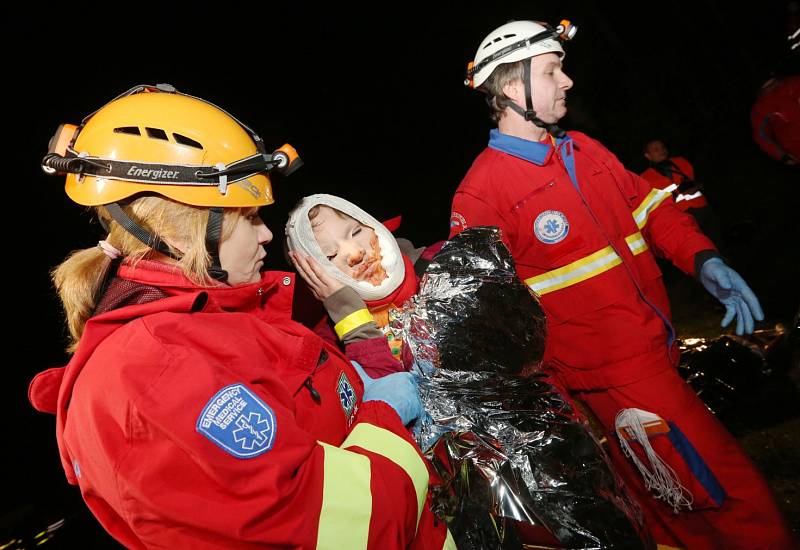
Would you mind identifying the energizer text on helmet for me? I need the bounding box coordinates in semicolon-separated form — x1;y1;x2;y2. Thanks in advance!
285;195;405;301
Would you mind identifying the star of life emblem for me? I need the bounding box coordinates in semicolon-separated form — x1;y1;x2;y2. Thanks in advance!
196;384;277;459
338;372;357;420
533;210;570;244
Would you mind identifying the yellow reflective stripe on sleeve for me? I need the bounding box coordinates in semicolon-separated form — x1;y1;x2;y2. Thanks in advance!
442;527;457;550
316;442;372;550
524;246;622;295
625;231;649;256
334;308;374;340
343;423;429;529
632;187;673;229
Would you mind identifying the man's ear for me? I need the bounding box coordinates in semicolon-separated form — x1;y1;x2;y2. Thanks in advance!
502;79;524;104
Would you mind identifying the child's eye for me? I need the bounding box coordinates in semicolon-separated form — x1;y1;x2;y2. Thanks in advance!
352;227;362;236
247;213;260;221
327;253;337;261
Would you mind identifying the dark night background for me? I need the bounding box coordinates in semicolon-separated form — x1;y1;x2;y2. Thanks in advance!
4;2;799;547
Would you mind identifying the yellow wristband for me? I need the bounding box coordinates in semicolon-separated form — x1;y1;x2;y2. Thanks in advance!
334;308;374;340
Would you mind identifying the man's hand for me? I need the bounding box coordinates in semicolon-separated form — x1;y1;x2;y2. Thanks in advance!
699;258;764;335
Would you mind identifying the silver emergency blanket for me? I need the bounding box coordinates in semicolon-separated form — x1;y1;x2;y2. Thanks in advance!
393;227;648;549
678;321;800;429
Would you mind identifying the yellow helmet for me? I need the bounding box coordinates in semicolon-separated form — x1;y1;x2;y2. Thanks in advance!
43;84;301;208
42;84;302;283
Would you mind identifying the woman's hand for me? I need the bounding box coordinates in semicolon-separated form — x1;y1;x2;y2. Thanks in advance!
289;251;344;301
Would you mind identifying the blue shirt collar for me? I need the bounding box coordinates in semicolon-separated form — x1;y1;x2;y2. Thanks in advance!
488;128;569;166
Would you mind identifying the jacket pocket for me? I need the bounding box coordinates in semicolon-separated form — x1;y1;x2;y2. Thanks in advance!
519;241;630;325
510;180;556;213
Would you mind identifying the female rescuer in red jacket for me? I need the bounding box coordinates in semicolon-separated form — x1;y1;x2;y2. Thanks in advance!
28;85;453;550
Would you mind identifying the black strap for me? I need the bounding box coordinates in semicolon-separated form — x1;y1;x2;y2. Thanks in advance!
90;256;124;317
498;58;567;139
105;203;181;260
522;58;535;119
205;207;229;282
653;159;701;194
52;151;275;187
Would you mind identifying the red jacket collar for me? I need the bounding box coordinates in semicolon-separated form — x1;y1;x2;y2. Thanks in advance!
30;261;297;416
117;259;295;317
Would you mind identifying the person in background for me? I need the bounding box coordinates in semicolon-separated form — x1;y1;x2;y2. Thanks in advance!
751;75;800;165
640;139;721;246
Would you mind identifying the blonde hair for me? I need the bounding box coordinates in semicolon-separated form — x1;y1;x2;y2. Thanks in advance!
53;195;243;351
480;60;525;123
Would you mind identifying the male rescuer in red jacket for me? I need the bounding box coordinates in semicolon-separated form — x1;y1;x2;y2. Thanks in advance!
450;19;795;549
640;139;721;247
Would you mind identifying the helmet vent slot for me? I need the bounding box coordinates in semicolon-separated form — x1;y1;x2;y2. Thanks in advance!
114;126;141;136
173;133;203;150
145;127;169;140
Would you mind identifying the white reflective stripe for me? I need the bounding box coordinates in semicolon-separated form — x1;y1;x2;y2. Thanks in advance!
675;191;704;202
663;183;678;193
625;232;648;256
525;246;622;295
442;528;457;550
633;187;673;229
343;423;429;529
317;442;371;550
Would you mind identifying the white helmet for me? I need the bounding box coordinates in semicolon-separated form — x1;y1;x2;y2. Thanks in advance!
466;20;576;89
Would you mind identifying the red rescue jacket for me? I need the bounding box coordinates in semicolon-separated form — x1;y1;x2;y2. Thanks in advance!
450;130;715;390
29;260;451;549
640;156;709;211
751;75;800;163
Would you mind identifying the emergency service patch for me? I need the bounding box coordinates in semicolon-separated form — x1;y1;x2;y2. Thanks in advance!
196;384;277;459
450;211;467;231
533;210;570;244
337;371;356;420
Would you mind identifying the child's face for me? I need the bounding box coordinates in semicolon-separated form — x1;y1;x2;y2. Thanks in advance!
311;205;387;286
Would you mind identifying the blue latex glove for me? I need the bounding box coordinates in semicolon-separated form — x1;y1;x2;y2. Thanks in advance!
699;258;764;335
411;358;437;378
351;361;424;425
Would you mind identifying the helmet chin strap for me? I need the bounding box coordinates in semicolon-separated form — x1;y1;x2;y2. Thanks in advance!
501;58;566;139
205;207;229;282
104;203;229;283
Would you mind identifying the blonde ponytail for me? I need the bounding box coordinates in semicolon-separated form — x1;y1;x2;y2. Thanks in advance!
53;196;242;351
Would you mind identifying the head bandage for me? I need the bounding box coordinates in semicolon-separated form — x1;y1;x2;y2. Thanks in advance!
285;194;404;301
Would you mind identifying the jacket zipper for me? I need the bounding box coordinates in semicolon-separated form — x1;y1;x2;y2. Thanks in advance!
555;144;677;356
